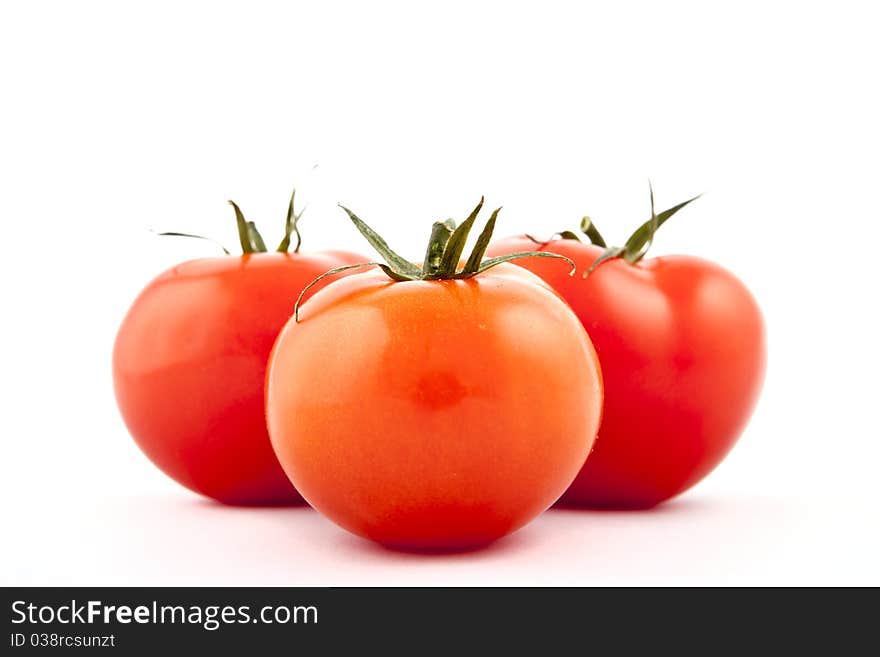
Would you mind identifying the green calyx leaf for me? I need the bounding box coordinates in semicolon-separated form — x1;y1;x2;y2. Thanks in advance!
474;251;576;276
338;205;423;278
230;186;311;255
462;206;500;274
336;199;576;283
579;216;607;247
293;200;578;321
524;219;604;247
585;185;701;275
525;232;574;245
422;219;456;275
438;197;484;274
228;200;269;254
246;221;267;251
151;230;231;255
155;186;309;256
277;187;305;253
585;246;626;275
620;186;700;264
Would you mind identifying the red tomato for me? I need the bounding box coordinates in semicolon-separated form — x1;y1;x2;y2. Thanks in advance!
113;195;366;504
114;251;365;505
487;235;766;508
266;261;603;549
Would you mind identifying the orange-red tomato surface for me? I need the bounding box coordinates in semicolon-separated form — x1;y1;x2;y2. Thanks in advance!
488;237;766;508
266;264;603;549
113;250;365;505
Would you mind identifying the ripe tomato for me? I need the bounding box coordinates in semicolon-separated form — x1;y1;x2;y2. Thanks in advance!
488;196;766;508
266;201;603;548
113;193;366;504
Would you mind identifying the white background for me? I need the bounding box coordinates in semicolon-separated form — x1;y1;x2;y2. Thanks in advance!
1;1;878;585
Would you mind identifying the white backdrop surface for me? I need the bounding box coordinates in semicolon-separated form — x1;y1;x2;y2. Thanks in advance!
1;1;877;585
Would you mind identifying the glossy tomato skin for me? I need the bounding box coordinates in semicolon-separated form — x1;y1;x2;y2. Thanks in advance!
113;250;366;505
266;264;603;549
487;237;766;508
